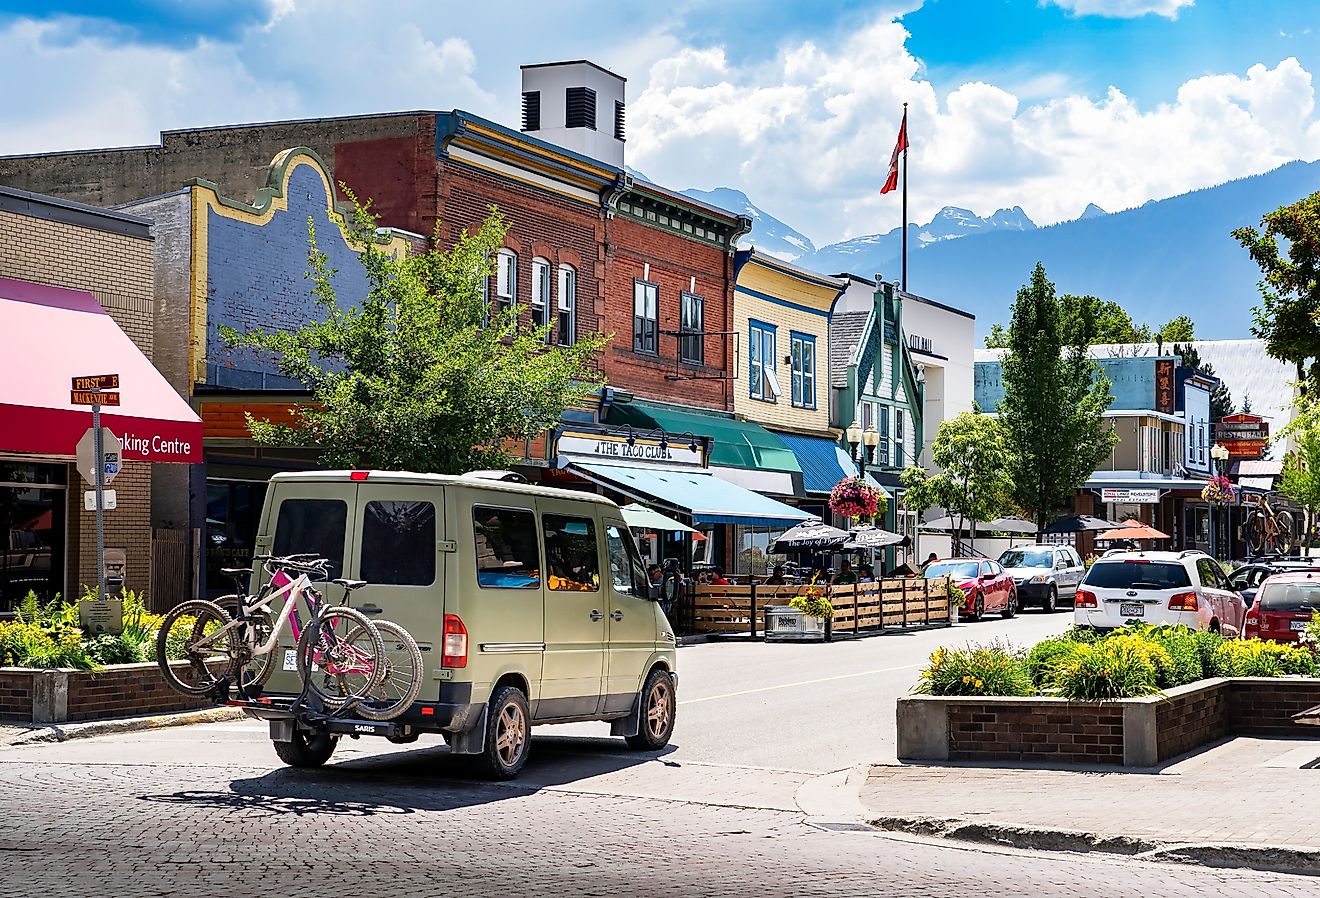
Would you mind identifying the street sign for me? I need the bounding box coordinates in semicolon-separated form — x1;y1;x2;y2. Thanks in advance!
76;427;122;486
71;374;121;407
84;490;117;511
1101;487;1161;504
70;389;120;406
72;374;120;391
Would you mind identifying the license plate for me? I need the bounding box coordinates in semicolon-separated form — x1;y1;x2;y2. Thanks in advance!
1120;603;1144;617
282;649;298;671
1291;620;1309;632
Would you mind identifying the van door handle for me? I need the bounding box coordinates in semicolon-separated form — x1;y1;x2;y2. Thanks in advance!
589;610;604;622
611;611;624;621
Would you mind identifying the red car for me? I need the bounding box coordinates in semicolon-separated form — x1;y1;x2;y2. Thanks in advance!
924;557;1018;621
1243;570;1320;643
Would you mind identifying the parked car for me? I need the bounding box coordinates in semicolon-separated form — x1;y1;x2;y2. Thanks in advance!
924;557;1018;621
1243;570;1320;643
1074;550;1246;635
1226;558;1320;607
997;544;1085;613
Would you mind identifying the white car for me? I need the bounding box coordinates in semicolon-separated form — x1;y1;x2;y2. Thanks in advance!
1074;550;1247;635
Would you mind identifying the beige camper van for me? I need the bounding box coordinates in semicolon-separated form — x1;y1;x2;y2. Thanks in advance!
244;469;678;779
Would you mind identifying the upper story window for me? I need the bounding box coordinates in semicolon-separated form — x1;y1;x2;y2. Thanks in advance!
633;280;659;355
566;87;597;130
749;321;780;401
531;257;551;339
790;332;816;409
680;292;704;365
876;405;891;466
494;249;517;315
895;409;905;467
558;265;576;347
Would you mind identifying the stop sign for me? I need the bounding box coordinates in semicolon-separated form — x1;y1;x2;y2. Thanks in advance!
76;427;122;486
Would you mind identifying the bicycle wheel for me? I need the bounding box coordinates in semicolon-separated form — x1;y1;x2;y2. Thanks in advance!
349;619;424;721
295;607;386;709
1245;512;1267;555
213;595;276;691
1275;510;1297;554
155;600;238;696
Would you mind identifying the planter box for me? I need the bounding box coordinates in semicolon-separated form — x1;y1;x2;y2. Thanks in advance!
0;663;212;724
763;606;826;641
897;677;1320;767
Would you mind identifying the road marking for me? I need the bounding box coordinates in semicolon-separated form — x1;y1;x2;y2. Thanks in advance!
679;664;920;705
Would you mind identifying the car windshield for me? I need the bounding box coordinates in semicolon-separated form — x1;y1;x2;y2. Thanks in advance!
1083;560;1191;590
926;561;981;580
1259;581;1320;612
999;549;1053;568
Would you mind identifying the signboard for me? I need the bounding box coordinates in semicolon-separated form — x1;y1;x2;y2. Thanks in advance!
1215;414;1269;459
77;597;123;636
557;431;705;467
1155;360;1175;415
1100;487;1161;504
84;489;117;511
70;373;121;407
76;427;122;486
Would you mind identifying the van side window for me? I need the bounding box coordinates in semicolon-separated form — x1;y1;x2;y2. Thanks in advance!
273;498;347;579
543;514;599;592
362;501;436;586
473;506;541;589
606;524;647;597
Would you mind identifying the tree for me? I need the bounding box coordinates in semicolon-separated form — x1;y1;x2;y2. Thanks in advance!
1240;394;1253;415
224;197;608;473
1157;315;1195;342
985;296;1194;348
1280;422;1320;552
898;410;1014;553
999;263;1119;537
1233;190;1320;391
1174;343;1233;420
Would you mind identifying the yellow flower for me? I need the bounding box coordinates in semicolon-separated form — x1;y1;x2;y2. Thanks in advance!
975;679;984;688
962;675;971;684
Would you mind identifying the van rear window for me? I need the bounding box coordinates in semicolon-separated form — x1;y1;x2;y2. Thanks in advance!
473;506;541;589
362;501;436;586
273;498;347;579
1083;561;1190;590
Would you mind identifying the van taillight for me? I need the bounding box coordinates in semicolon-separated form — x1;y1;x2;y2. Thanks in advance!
1168;592;1199;611
442;614;468;669
350;471;370;481
1075;589;1098;608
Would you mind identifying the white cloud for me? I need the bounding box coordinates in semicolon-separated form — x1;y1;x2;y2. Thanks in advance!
1043;0;1194;19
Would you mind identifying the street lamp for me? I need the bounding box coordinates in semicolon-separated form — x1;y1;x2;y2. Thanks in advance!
1210;443;1230;560
846;422;882;479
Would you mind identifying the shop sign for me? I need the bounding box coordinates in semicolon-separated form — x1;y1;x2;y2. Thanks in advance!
1100;487;1160;503
1155;360;1175;415
118;428;196;464
557;431;705;467
1215;415;1269;458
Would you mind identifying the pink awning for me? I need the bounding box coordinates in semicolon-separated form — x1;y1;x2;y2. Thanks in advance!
0;276;202;463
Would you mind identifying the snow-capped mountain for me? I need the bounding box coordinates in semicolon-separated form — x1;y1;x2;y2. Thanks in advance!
1077;202;1108;221
680;187;817;263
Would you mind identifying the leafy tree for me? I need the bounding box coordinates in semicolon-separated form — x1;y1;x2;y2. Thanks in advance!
1233;190;1320;391
1174;343;1233;420
224;197;608;473
986;296;1194;348
983;322;1009;349
1280;422;1320;551
898;410;1014;553
1157;315;1195;342
999;263;1119;537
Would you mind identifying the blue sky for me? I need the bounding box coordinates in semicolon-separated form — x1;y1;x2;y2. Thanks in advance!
0;0;1317;245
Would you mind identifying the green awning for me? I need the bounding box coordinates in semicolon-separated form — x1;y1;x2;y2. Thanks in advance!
607;403;801;474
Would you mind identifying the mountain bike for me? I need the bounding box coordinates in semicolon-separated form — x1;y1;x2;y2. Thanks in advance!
1245;494;1297;556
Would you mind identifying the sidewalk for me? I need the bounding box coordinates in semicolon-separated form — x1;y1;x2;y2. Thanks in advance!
863;736;1320;875
0;706;243;747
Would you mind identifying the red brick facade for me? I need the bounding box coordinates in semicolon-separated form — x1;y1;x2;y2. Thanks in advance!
0;663;213;723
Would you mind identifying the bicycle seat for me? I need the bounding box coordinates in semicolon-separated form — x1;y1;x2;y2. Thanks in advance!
332;578;369;591
221;567;251;576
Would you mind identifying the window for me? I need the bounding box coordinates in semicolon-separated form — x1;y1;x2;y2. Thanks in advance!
895;409;905;467
472;506;541;589
876;405;891;466
494;249;517;314
749;321;779;401
790;332;815;408
361;501;436;586
521;91;540;131
614;100;626;141
1083;561;1191;589
557;265;576;346
566;86;597;129
543;514;600;592
531;257;551;337
633;280;658;354
1197;557;1226;590
606;524;648;597
680;292;704;365
273;499;348;580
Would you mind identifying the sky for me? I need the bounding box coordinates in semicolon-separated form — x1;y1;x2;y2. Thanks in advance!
1;0;1318;247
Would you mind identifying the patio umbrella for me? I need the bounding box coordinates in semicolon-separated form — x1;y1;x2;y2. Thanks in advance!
1045;514;1123;534
1097;521;1170;541
986;515;1038;534
842;525;907;550
620;502;696;533
771;520;849;554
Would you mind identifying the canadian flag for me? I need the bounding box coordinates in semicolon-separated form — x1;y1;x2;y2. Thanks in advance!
881;110;907;195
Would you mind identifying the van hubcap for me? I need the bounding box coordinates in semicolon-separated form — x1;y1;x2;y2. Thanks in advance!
646;679;672;739
496;704;526;766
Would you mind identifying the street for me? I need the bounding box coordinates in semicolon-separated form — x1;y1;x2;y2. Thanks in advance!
4;611;1319;896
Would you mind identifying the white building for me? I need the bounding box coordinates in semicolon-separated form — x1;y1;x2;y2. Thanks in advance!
896;290;976;467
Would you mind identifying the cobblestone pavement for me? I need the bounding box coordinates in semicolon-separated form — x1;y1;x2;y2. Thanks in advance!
2;725;1319;897
864;736;1320;849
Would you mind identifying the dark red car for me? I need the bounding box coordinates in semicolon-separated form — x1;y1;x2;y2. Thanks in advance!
924;557;1018;621
1243;570;1320;643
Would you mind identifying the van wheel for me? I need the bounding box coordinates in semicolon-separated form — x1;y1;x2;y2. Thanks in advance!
626;668;676;751
473;685;531;780
272;730;337;768
1043;587;1058;614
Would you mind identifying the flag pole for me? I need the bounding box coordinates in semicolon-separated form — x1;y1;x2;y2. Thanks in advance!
901;102;908;292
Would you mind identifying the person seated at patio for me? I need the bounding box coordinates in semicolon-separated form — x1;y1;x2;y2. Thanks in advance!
832;559;858;586
857;562;875;582
764;564;788;585
710;566;731;585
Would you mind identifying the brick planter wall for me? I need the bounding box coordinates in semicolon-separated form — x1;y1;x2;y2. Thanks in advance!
898;677;1320;768
0;663;212;724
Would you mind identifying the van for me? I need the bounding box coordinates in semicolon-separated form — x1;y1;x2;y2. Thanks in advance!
241;469;678;779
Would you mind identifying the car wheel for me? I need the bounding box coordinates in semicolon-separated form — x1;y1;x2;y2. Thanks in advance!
472;685;532;780
1043;586;1058;614
626;667;676;751
963;594;984;622
272;730;338;768
1001;589;1018;619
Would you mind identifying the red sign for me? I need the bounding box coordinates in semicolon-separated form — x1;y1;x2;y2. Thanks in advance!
70;389;120;406
1155;359;1175;414
1215;414;1268;458
71;374;120;391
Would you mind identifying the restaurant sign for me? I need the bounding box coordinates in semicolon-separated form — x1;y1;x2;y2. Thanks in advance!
557;429;706;467
1155;359;1175;415
1215;414;1269;459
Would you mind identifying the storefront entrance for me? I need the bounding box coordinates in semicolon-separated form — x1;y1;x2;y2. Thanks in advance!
204;479;269;599
0;462;66;610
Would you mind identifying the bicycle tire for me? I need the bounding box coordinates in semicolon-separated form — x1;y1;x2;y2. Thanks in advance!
213;595;276;691
155;600;237;696
347;619;424;721
295;607;386;708
1245;512;1267;555
1275;510;1297;553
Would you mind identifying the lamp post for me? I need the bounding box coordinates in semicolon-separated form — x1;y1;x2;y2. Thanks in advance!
1211;443;1230;560
846;422;881;479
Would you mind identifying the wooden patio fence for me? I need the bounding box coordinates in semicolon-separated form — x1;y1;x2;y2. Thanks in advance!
681;576;951;638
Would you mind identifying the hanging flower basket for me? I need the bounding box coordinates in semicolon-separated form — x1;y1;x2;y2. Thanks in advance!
829;476;886;520
1201;474;1236;505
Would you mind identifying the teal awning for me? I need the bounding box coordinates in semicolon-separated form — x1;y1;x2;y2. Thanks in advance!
607;403;801;474
572;462;812;527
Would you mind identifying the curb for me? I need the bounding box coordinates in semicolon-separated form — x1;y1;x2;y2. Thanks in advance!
676;635;709;646
3;706;245;747
868;815;1320;878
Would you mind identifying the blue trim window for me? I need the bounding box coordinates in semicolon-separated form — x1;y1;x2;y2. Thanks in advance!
790;332;816;409
749;320;779;401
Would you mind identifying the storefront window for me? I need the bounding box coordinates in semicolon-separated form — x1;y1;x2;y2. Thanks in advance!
0;462;66;610
205;480;269;598
733;524;788;577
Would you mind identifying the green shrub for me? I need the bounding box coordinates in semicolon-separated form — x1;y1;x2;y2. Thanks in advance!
1214;639;1318;678
1143;626;1204;687
790;591;834;619
1190;629;1225;677
914;642;1034;697
1059;624;1103;644
1025;638;1080;689
1052;639;1161;700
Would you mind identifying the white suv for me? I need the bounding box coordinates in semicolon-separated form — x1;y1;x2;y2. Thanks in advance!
1074;550;1247;635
